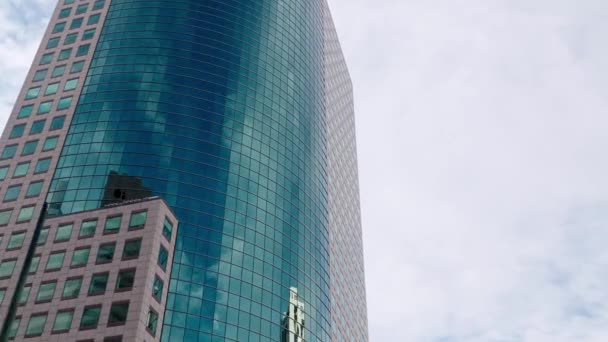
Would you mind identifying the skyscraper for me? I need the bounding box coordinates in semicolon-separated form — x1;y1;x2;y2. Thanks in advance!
0;0;367;341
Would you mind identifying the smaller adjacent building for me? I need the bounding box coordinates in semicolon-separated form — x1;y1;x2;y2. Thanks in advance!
0;196;177;341
281;287;305;342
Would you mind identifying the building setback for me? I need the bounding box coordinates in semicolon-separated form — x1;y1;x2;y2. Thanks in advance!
0;0;368;341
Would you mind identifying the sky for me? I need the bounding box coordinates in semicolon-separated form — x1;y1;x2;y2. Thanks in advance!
2;0;608;341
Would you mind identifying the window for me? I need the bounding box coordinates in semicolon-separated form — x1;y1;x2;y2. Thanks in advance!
122;239;142;259
71;247;90;267
0;166;7;181
64;78;78;91
17;284;31;304
52;64;66;77
147;309;158;335
50;116;66;130
17;206;35;222
71;60;84;73
43;136;59;151
32;69;48;82
36;281;57;302
52;22;66;33
26;181;43;197
6;317;20;339
18;105;33;118
25;86;41;99
80;305;101;330
96;243;115;263
79;220;97;238
7;231;26;249
59;7;71;18
70;17;83;29
22;140;38;156
52;310;74;333
93;0;105;10
152;275;163;301
40;52;54;65
26;313;47;337
58;48;72;61
82;28;96;40
55;223;73;242
76;44;90;56
1;144;17;159
45;82;60;96
4;185;22;202
0;288;5;304
104;336;123;342
64;0;75;4
88;14;100;25
28;255;40;273
129;211;147;229
37;100;52;115
46;251;65;271
37;227;49;245
88;273;108;295
47;37;60;48
13;162;30;177
9;124;25;138
115;269;135;290
0;259;17;278
76;4;88;14
108;302;129;326
35;158;51;173
0;209;12;226
30;119;45;134
104;215;121;234
57;96;73;110
66;33;79;45
62;277;82;298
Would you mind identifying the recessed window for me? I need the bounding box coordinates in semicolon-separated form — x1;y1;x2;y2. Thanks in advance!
71;247;90;267
6;317;20;339
37;227;49;245
88;13;100;25
40;52;54;65
17;284;31;304
70;60;85;73
13;161;30;177
32;69;48;82
45;82;60;96
108;302;129;326
0;209;12;226
47;37;60;49
18;104;33;118
4;184;22;202
1;144;17;159
25;313;47;337
64;0;74;4
58;7;71;18
147;309;158;335
22;140;38;156
58;48;72;61
115;269;135;291
45;251;65;271
52;310;74;333
152;275;163;301
129;211;147;229
36;281;57;302
104;336;123;342
37;100;53;115
26;181;43;197
17;206;35;222
43;136;59;151
64;78;78;91
52;64;66;77
0;259;17;278
122;239;142;260
7;231;26;249
25;86;41;99
55;223;73;242
79;220;97;238
58;96;73;110
0;166;7;181
30;119;46;134
70;17;83;29
88;272;108;295
35;158;51;173
62;277;82;298
93;0;105;10
80;305;101;330
52;22;66;33
9;124;25;139
82;28;96;40
28;255;40;273
76;4;88;14
104;215;121;234
96;243;115;263
50;116;66;130
76;44;90;56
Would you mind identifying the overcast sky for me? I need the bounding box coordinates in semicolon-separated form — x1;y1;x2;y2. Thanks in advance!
3;1;608;341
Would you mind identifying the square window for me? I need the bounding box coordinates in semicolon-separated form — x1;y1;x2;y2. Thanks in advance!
64;0;74;4
152;275;163;301
43;136;59;151
59;7;71;18
52;64;66;77
28;255;40;273
76;4;88;14
36;281;57;302
64;78;78;91
96;243;115;263
0;209;13;225
82;28;96;40
76;44;90;56
37;101;52;115
80;305;101;330
53;310;74;333
18;105;33;118
30;120;46;135
58;48;72;61
7;231;26;249
9;124;25;138
93;0;105;10
35;158;51;173
147;309;158;335
25;313;47;337
1;145;17;159
88;14;100;25
55;223;73;242
50;116;66;130
4;185;22;202
70;17;83;29
104;215;121;234
0;259;17;278
22;140;38;156
17;206;35;222
25;86;41;99
129;211;147;229
6;317;20;339
122;239;142;260
71;247;90;267
40;52;54;65
52;22;66;33
64;32;78;45
46;251;65;271
0;166;7;181
62;277;82;298
57;96;73;110
115;269;136;290
13;162;30;177
17;284;30;304
88;272;108;295
37;228;49;245
71;60;85;73
79;220;97;238
108;302;129;326
47;37;60;49
32;69;48;82
45;82;60;96
26;181;43;197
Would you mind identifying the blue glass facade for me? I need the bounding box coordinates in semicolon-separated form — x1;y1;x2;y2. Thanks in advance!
46;0;338;340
